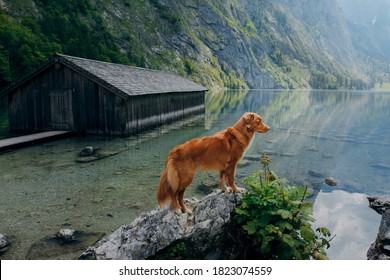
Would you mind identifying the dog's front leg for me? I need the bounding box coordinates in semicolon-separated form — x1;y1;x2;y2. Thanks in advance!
219;171;228;192
226;162;243;193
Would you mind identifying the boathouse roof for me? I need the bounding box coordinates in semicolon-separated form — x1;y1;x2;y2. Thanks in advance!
0;54;207;99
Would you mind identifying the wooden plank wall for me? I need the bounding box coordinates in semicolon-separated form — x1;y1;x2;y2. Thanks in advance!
9;70;52;132
125;91;205;135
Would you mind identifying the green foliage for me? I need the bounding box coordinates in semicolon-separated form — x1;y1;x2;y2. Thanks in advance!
169;242;187;259
0;10;60;82
309;71;369;90
149;0;181;27
151;241;189;260
309;72;339;90
270;49;291;73
184;59;197;75
235;155;333;260
35;0;130;63
0;0;133;87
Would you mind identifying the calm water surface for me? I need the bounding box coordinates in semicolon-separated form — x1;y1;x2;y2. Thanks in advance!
0;90;389;259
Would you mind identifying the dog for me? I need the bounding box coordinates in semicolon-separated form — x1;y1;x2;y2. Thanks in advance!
156;112;270;214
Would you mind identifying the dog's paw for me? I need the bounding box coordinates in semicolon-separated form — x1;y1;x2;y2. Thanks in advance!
183;208;193;215
233;187;244;193
219;184;228;192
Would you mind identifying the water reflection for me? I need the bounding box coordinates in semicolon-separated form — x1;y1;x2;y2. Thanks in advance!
237;90;390;197
201;89;390;259
313;190;380;260
210;91;390;259
0;89;389;259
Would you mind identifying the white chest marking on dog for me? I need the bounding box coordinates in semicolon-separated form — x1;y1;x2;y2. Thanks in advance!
243;134;256;158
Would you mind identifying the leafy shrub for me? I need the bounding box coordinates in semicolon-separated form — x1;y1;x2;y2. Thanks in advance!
235;155;333;260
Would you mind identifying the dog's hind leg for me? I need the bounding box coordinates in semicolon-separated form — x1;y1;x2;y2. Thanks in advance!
169;165;195;214
169;191;182;214
178;190;192;215
177;168;195;214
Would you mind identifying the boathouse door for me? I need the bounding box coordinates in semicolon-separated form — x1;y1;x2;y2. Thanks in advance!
49;88;73;130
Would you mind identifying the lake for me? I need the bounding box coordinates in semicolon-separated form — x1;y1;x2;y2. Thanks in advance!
0;89;389;260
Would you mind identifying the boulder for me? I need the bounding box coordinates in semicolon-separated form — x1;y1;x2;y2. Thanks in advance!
367;197;390;260
368;196;390;215
79;190;243;260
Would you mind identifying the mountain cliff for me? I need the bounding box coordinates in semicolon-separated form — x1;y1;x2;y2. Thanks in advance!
336;0;390;85
0;0;384;90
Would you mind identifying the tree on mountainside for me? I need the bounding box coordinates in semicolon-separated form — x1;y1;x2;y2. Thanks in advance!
0;11;60;85
0;0;133;89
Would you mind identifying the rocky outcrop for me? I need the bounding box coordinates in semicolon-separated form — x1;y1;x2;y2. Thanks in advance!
367;196;390;260
80;190;243;260
368;196;390;215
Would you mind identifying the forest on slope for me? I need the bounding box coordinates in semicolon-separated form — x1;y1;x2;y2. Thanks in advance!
0;0;388;91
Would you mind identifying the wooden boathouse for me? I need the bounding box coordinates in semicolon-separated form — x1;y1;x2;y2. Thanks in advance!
0;54;206;136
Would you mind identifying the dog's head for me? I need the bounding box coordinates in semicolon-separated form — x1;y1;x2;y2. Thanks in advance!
242;112;270;133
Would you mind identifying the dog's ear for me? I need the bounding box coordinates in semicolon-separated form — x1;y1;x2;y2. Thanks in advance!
243;112;255;128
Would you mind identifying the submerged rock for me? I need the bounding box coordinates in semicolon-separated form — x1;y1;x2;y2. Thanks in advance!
325;177;337;186
57;228;76;242
0;234;11;254
308;170;326;178
237;159;251;167
26;231;104;260
79;146;95;157
79;190;243;260
75;150;120;163
198;178;219;194
367;197;390;260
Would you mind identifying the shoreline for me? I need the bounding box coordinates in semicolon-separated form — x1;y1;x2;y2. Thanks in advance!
367;196;390;260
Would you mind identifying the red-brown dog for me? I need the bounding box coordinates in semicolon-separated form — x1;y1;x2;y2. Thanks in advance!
156;112;270;214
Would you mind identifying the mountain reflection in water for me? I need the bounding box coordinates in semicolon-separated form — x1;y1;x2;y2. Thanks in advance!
0;89;389;259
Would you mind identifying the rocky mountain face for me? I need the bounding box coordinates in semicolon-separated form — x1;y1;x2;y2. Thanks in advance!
0;0;384;90
336;0;390;83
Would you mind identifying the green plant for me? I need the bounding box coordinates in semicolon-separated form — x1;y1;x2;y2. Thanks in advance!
150;240;189;260
168;241;187;259
235;155;334;260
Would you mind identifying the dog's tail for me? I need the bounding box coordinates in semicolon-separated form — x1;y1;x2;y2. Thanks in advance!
156;158;179;208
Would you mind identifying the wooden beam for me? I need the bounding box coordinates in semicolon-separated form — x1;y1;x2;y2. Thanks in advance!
0;131;73;152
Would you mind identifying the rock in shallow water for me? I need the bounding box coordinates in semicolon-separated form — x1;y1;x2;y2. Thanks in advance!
367;197;390;260
79;190;243;260
325;177;337;186
368;196;390;215
57;228;76;242
26;231;104;260
0;234;11;253
79;146;95;157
